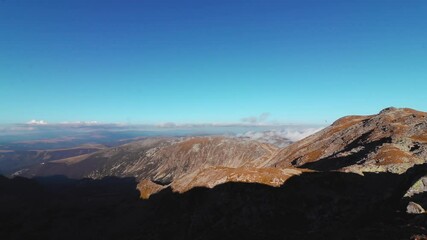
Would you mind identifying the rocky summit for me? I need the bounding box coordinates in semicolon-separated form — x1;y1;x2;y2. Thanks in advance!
2;107;427;239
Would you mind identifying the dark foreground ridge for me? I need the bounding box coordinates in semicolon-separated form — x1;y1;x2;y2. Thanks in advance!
1;164;427;240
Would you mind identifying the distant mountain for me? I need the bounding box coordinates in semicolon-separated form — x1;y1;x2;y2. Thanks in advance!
0;144;106;175
18;137;279;183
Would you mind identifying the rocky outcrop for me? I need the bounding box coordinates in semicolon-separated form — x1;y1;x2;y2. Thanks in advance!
407;201;425;214
405;177;427;197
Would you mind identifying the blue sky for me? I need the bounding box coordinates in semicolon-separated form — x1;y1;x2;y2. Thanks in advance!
1;0;426;125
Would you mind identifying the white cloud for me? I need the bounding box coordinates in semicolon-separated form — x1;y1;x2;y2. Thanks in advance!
277;128;323;141
155;122;177;128
27;120;48;125
241;113;271;124
59;121;99;125
238;127;324;144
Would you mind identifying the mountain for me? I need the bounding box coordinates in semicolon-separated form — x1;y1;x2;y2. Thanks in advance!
14;107;427;199
267;107;427;173
19;137;278;182
141;107;427;196
2;107;427;239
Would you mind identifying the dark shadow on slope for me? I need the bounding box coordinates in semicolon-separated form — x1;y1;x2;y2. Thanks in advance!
301;131;392;171
1;165;427;240
144;164;427;240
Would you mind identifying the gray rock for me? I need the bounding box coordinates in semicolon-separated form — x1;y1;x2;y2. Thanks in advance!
407;201;425;214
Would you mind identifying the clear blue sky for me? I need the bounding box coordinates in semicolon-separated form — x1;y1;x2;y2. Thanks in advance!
1;0;426;125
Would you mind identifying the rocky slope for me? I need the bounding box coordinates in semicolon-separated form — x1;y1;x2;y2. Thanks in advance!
140;107;427;197
19;137;279;185
267;107;427;174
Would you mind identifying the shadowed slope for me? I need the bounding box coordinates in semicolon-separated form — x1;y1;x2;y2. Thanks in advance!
1;164;427;240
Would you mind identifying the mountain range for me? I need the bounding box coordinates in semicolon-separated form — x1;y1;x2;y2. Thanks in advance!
1;107;427;239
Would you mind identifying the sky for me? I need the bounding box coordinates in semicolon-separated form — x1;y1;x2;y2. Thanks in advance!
1;0;426;125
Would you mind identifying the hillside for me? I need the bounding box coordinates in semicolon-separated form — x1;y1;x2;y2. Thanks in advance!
19;137;278;183
267;107;427;174
141;107;427;196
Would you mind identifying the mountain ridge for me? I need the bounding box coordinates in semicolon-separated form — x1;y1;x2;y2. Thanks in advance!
2;107;427;239
9;107;427;200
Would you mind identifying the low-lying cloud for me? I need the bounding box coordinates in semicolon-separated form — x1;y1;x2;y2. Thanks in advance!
277;128;324;141
238;127;324;143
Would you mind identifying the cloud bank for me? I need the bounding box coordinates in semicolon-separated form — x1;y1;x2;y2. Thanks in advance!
238;127;324;143
27;120;48;125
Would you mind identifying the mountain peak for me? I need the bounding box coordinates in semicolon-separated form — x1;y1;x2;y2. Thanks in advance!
378;107;426;116
270;107;427;174
379;106;399;114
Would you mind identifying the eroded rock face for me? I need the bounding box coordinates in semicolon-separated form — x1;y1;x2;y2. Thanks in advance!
268;108;427;174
